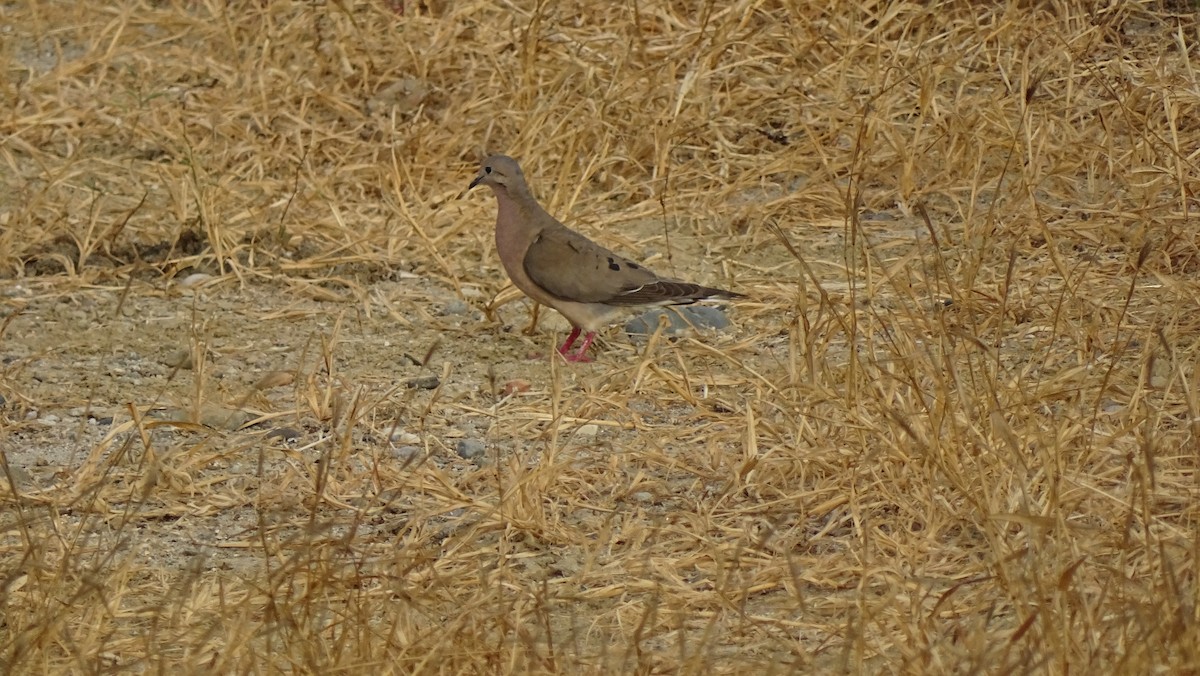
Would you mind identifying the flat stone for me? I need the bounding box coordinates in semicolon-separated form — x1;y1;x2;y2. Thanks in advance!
405;375;440;390
161;349;194;369
393;445;422;463
455;438;485;460
255;371;294;390
682;305;731;330
157;404;253;430
441;300;470;316
625;306;731;338
266;426;302;442
390;429;420;444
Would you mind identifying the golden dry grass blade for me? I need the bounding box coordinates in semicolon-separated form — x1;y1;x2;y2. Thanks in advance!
3;1;1200;673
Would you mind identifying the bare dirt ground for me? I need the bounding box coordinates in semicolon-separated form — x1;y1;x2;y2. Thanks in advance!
4;1;1200;673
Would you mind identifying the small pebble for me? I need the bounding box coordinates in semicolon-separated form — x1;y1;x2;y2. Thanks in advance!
441;300;470;316
162;349;194;369
255;371;294;390
393;446;422;463
266;426;302;442
6;465;33;488
201;407;252;430
405;375;440;390
178;273;215;288
577;423;599;437
456;438;485;460
390;429;420;444
631;492;655;504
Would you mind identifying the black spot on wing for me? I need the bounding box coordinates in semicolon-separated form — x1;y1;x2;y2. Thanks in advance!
607;256;620;271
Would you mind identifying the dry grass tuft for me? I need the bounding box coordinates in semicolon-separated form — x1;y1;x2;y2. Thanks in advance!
3;0;1200;672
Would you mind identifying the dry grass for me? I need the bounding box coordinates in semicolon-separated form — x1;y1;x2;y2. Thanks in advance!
3;0;1200;672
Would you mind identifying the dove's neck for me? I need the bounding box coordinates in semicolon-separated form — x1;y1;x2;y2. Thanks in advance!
493;188;543;267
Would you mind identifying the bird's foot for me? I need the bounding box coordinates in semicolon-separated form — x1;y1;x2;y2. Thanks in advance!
557;327;582;354
557;331;597;363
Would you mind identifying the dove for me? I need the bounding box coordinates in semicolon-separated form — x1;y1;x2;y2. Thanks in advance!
469;155;742;362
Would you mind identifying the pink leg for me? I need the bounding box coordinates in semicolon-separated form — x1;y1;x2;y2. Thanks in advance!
563;331;596;363
557;327;582;356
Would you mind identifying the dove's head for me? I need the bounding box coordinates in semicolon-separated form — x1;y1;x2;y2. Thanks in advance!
469;155;529;196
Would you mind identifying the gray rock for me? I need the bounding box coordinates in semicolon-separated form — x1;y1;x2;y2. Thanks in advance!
161;348;194;369
267;426;302;442
455;438;485;460
405;375;440;390
390;429;420;444
156;404;253;431
680;305;732;330
441;300;470;316
625;306;732;338
393;445;422;463
5;465;34;489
